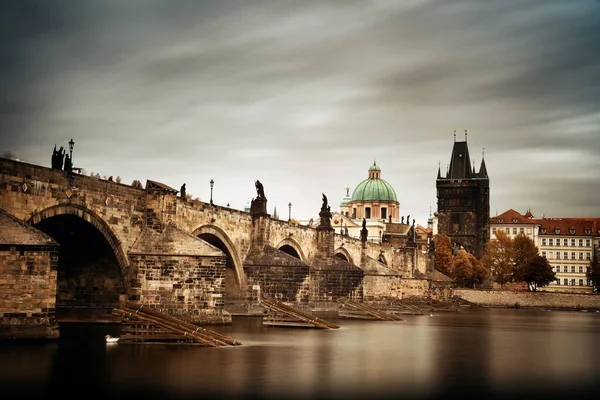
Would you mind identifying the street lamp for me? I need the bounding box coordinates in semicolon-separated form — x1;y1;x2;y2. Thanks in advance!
68;138;74;164
288;202;292;221
210;179;214;206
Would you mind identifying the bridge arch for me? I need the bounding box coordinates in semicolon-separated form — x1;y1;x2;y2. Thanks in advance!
192;224;245;294
275;237;307;262
334;247;353;264
28;204;129;284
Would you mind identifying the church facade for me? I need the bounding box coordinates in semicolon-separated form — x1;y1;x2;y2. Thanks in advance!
436;131;490;258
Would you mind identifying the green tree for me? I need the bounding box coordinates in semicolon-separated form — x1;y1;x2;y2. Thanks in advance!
517;255;556;291
512;234;539;286
433;233;453;278
482;230;514;288
587;256;600;290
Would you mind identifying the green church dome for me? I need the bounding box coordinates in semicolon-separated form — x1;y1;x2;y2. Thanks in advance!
351;162;397;202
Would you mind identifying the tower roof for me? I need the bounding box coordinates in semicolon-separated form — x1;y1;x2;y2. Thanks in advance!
447;141;472;180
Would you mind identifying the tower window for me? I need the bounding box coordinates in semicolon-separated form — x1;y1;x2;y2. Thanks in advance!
365;207;371;219
352;208;356;219
381;207;387;220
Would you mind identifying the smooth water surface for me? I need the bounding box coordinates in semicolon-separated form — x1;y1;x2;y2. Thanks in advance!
1;308;599;400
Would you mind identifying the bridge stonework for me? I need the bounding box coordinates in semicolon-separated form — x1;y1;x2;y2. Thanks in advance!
1;158;434;339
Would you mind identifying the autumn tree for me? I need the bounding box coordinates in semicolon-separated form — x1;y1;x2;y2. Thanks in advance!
516;255;556;291
452;250;489;288
482;230;514;288
512;234;539;286
433;233;453;278
587;256;600;290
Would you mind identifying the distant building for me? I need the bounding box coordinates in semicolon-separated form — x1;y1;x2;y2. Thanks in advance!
490;209;600;293
299;162;419;245
436;130;489;258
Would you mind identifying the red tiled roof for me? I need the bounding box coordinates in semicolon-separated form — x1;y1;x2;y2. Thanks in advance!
491;209;600;236
538;218;600;236
490;209;539;224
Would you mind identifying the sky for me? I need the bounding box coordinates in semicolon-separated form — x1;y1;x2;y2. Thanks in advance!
1;0;599;226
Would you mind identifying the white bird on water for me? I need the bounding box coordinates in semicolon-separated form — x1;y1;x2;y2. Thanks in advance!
105;334;119;344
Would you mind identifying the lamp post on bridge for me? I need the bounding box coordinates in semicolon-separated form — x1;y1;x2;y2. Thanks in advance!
68;138;74;186
210;179;214;206
68;138;74;164
288;202;292;221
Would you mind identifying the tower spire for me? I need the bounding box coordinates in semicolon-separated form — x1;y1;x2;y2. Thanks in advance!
453;130;456;142
465;129;467;141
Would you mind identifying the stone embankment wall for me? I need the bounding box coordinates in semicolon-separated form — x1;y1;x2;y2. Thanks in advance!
454;288;600;310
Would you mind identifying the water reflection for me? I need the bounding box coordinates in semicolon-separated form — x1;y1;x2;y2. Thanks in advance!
0;310;598;400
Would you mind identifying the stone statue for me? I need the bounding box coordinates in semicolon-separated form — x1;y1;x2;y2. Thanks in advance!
51;145;65;169
321;193;329;212
407;215;410;225
250;180;268;216
63;154;72;173
401;216;404;224
318;193;332;227
360;218;368;243
255;180;265;199
180;183;186;199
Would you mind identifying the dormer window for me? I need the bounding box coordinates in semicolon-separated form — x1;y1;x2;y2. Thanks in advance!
513;218;518;223
541;228;547;234
499;218;503;223
584;229;591;235
554;228;560;234
569;229;575;235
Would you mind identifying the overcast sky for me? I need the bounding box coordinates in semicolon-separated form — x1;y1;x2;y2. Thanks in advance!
1;0;599;225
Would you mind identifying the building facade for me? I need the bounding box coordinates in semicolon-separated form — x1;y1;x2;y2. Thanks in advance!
490;209;600;293
436;132;490;258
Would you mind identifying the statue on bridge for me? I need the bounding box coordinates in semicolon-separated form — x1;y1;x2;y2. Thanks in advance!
255;180;265;199
63;154;73;173
250;180;268;217
51;145;65;170
360;218;368;243
318;193;332;228
180;183;186;199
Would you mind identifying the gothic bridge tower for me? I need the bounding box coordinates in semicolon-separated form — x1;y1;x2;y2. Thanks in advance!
436;130;489;258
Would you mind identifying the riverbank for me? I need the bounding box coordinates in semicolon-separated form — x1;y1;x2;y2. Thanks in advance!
453;288;600;312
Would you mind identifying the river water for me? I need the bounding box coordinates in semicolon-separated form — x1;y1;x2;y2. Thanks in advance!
1;308;599;400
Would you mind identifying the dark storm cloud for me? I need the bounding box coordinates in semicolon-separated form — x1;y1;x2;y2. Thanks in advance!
0;0;599;222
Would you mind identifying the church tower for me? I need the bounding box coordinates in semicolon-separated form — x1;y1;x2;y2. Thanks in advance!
436;130;490;258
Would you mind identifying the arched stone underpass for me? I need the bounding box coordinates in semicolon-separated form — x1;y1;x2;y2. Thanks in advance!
195;227;243;305
279;244;301;260
334;247;353;265
34;214;125;321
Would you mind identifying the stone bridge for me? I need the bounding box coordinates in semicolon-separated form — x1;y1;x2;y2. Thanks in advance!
0;158;439;338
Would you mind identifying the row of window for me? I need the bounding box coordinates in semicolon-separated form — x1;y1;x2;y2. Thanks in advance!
542;251;591;260
351;207;388;220
541;238;591;247
553;279;592;286
492;227;529;235
552;265;588;273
